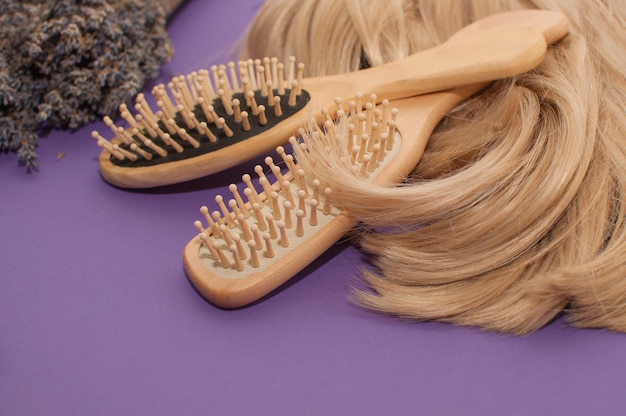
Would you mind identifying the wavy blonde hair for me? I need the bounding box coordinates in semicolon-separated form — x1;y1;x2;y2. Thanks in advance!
241;0;626;334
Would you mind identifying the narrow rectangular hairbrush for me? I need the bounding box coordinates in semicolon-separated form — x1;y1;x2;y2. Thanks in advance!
93;15;557;189
181;11;569;308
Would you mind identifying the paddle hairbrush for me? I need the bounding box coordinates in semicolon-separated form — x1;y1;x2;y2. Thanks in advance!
93;14;557;188
181;11;569;308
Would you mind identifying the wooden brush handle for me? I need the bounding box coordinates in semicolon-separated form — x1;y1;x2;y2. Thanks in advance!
308;25;547;103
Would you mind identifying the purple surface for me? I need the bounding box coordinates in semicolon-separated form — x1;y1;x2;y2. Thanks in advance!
2;0;626;414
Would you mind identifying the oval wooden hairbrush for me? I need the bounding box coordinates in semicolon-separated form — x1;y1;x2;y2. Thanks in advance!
94;15;560;189
181;11;569;308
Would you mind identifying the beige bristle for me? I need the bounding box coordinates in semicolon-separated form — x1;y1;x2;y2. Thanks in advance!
271;166;285;186
210;66;219;91
273;96;282;117
296;63;304;95
297;189;307;213
228;62;239;91
277;221;289;247
348;100;357;117
258;105;267;125
359;155;371;177
263;233;275;258
288;81;298;107
267;81;275;106
263;57;271;84
253;163;266;180
241;111;251;131
244;90;258;116
213;242;231;269
207;105;220;123
323;120;335;143
259;177;274;199
218;89;234;116
259;67;267;97
277;146;298;175
198;69;215;98
322;188;332;215
280;180;295;206
270;191;281;220
228;199;243;220
215;195;235;228
145;122;165;142
229;184;250;217
287;56;296;85
369;93;377;109
198;97;213;123
378;134;388;161
200;122;218;143
233;234;247;261
270;58;278;85
242;174;261;204
295;210;305;237
200;205;221;237
296;169;307;194
265;214;278;239
283;201;293;228
219;224;235;247
218;70;233;100
91;132;120;159
136;94;158;124
229;244;244;272
356;112;365;138
238;214;253;241
112;144;137;161
246;59;256;90
250;224;263;249
212;211;224;227
308;199;319;226
194;220;206;235
248;240;260;268
163;133;184;153
143;139;168;158
243;187;260;209
163;117;179;136
368;144;381;171
198;233;219;261
130;143;152;160
368;122;380;152
252;203;267;231
357;134;369;163
118;103;138;128
255;62;266;96
355;92;363;114
178;128;200;148
217;117;234;137
277;63;285;95
176;105;195;130
233;99;242;122
311;179;321;201
386;119;397;151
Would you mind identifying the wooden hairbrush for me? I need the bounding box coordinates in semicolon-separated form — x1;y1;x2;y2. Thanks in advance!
93;14;559;189
181;11;569;308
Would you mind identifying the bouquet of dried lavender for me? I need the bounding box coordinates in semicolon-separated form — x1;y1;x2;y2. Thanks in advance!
0;0;183;171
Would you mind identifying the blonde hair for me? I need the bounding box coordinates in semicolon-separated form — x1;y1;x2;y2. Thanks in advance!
241;0;626;334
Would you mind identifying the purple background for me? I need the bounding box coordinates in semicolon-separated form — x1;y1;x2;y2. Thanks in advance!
2;0;626;414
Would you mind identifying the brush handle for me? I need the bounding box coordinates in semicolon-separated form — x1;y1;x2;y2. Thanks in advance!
305;25;546;104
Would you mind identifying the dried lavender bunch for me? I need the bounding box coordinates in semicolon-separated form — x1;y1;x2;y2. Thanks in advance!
0;0;178;171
